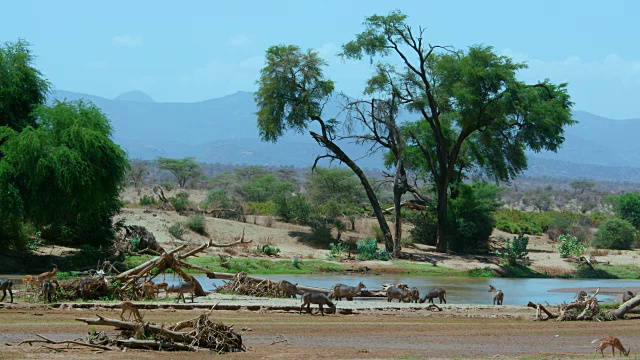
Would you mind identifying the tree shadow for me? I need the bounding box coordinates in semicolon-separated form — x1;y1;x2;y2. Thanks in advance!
575;266;619;279
0;247;114;274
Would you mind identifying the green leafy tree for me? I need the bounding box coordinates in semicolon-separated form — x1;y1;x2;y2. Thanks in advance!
594;218;636;250
0;99;128;246
157;157;202;188
128;159;149;191
240;174;295;202
306;167;366;206
613;192;640;230
0;39;50;131
570;180;596;194
341;11;574;252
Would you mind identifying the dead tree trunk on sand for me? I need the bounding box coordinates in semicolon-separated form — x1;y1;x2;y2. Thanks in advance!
527;289;640;321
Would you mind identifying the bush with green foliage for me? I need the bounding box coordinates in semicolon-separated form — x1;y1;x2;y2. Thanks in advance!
240;174;295;202
159;182;174;191
613;192;640;230
184;214;207;235
139;195;157;206
356;237;389;261
495;234;529;265
273;194;314;224
494;209;547;236
244;201;276;215
257;244;281;256
169;192;190;212
327;241;348;260
556;234;585;258
168;224;185;240
594;218;636;250
202;188;242;219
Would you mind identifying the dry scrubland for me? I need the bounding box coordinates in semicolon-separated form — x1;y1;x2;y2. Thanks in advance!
117;186;640;277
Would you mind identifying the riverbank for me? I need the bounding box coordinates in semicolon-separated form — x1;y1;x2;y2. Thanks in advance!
1;299;639;359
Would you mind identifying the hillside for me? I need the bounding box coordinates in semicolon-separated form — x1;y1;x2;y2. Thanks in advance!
49;89;640;181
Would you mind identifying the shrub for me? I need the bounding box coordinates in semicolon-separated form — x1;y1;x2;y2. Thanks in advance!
556;234;585;258
244;201;276;215
356;237;389;261
327;241;348;260
168;223;185;240
257;244;280;256
139;195;157;206
273;194;314;224
593;218;636;250
159;182;174;191
494;209;544;236
613;192;640;229
494;234;529;266
169;192;190;212
406;211;437;246
184;214;207;235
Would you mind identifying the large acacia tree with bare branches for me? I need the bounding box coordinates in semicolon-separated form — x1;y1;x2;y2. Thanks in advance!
256;11;574;254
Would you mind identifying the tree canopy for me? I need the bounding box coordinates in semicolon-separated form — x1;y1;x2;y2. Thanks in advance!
157;157;202;188
255;11;574;254
0;39;50;131
0;99;128;246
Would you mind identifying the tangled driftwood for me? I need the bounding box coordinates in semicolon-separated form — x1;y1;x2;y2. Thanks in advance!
528;288;640;321
114;235;251;300
10;306;246;353
215;271;282;297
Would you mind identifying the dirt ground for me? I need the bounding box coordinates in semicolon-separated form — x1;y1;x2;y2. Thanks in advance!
0;304;638;359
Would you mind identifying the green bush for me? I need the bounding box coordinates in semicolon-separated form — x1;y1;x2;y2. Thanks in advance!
159;182;174;191
273;194;314;224
556;234;585;258
169;192;190;212
168;224;185;240
244;201;276;215
594;218;636;250
495;234;529;266
257;244;280;256
406;211;437;246
614;192;640;229
184;214;207;235
494;209;545;236
356;237;389;261
327;241;348;260
139;195;157;206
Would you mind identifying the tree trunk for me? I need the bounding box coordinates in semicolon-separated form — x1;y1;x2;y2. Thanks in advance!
310;131;394;254
435;184;448;253
392;160;406;257
610;295;640;319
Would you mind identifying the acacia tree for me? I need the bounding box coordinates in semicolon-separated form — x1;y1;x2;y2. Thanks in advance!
128;159;150;192
341;12;574;252
0;100;128;246
157;157;202;188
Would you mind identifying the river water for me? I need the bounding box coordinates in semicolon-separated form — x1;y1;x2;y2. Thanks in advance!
154;274;640;305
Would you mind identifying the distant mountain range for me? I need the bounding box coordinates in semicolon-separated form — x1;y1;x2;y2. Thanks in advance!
49;89;640;182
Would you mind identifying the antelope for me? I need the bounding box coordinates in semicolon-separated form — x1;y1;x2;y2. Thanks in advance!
22;275;38;290
489;285;504;305
140;280;156;299
409;287;420;303
277;280;300;299
41;280;58;303
154;282;168;296
592;336;630;357
330;281;366;301
37;266;59;283
0;279;14;303
622;290;635;303
420;287;447;304
300;292;336;316
575;290;588;301
386;286;412;302
120;301;143;322
166;281;196;303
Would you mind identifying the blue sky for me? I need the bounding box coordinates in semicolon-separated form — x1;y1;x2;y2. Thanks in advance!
3;0;640;118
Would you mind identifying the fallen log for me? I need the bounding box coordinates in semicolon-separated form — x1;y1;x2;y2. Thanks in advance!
12;333;111;351
610;294;640;319
526;301;557;320
115;244;187;281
